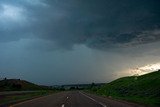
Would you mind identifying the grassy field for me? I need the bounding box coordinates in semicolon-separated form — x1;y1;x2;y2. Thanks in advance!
0;79;50;91
0;78;61;106
88;70;160;107
0;90;56;106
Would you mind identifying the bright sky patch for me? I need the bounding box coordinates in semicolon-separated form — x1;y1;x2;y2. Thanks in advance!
0;4;25;22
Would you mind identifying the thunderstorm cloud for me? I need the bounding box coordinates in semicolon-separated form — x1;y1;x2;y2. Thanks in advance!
0;0;160;85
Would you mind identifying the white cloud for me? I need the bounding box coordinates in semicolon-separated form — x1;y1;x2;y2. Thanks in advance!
0;4;26;23
130;63;160;75
24;0;47;6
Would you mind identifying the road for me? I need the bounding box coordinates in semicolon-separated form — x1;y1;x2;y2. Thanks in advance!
10;91;143;107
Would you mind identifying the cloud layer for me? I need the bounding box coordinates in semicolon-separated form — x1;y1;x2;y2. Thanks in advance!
0;0;160;50
1;0;160;85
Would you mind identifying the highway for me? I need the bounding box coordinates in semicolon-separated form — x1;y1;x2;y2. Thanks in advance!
10;91;143;107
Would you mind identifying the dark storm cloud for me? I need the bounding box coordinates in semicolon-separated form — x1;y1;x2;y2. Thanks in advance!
1;0;160;85
0;0;160;50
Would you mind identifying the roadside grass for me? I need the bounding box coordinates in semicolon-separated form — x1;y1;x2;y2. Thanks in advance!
87;88;160;107
0;90;56;106
87;71;160;107
111;95;160;107
115;96;160;106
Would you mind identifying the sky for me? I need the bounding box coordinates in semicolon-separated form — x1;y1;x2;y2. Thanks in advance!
0;0;160;85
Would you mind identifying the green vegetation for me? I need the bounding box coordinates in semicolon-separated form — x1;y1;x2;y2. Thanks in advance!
0;79;52;91
0;90;56;106
88;70;160;107
0;79;60;106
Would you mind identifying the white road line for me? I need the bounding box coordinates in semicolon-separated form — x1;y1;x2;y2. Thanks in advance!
79;92;107;107
61;104;65;107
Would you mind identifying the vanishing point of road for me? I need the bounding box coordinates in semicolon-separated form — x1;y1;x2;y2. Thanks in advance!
10;91;144;107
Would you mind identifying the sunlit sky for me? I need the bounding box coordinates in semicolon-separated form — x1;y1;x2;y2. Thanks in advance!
130;63;160;75
0;0;160;85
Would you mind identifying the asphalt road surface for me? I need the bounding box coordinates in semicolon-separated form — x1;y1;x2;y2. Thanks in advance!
10;91;143;107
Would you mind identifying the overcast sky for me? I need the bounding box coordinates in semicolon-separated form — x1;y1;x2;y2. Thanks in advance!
0;0;160;85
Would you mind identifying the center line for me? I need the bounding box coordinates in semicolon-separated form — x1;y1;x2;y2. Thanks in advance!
61;104;65;107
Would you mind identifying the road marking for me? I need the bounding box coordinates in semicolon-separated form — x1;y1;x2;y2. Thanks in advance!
61;104;65;107
79;92;107;107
